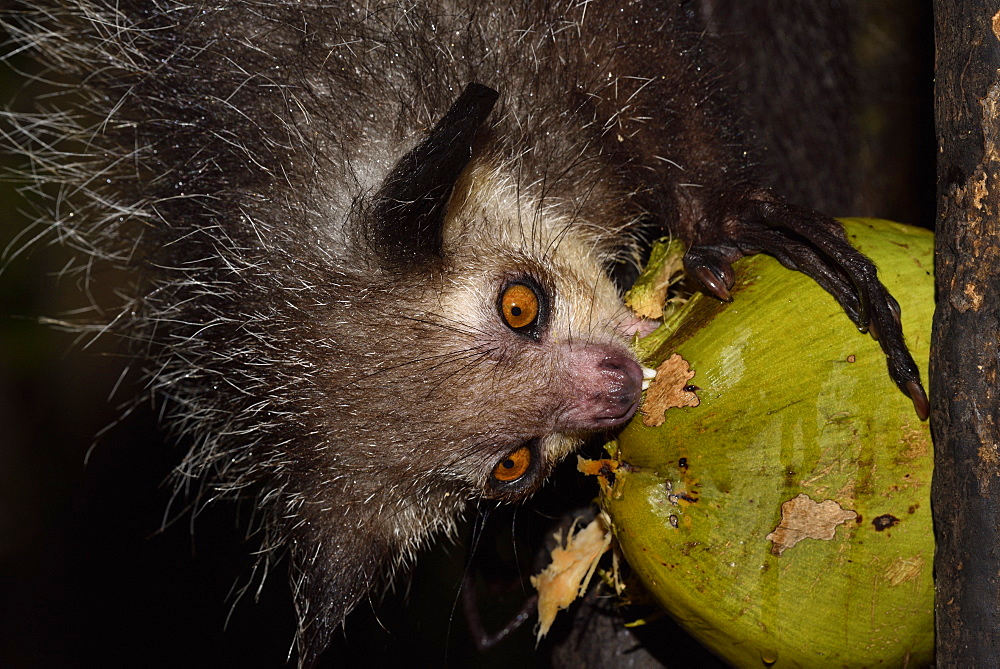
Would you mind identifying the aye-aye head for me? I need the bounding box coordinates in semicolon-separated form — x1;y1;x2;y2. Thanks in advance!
287;84;645;661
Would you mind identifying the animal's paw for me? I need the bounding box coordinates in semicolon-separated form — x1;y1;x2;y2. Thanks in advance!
683;192;928;420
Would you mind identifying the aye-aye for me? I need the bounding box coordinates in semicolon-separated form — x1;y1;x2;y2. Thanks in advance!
1;0;927;664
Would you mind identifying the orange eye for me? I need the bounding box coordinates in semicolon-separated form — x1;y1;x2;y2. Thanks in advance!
500;283;539;330
493;445;532;482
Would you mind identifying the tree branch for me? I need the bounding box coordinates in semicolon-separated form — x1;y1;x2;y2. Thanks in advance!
932;1;1000;665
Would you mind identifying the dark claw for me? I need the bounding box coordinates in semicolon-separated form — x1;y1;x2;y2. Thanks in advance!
694;264;732;302
684;248;735;302
906;380;930;421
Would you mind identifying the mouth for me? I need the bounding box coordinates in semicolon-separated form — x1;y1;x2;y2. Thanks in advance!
589;391;642;427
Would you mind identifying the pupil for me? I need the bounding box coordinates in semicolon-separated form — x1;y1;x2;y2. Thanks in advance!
510;306;522;316
502;459;515;469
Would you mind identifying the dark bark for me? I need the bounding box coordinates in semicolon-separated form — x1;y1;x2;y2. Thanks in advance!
932;1;1000;665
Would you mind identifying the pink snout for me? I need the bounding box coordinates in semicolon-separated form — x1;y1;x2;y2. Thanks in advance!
561;346;643;431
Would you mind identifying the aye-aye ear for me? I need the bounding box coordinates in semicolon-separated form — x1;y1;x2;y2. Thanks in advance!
368;83;499;266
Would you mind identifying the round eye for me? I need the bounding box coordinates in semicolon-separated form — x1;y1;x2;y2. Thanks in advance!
484;439;545;500
500;283;539;330
492;445;532;483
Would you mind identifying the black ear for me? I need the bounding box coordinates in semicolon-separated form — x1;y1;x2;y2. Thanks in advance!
368;83;499;266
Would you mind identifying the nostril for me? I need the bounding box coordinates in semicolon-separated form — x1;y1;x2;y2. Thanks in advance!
560;346;645;431
599;354;634;372
594;354;644;421
599;355;644;395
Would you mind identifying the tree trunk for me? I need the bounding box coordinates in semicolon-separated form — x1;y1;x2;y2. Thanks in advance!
932;1;1000;665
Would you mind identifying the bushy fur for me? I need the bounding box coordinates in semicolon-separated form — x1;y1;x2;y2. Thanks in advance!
1;1;898;665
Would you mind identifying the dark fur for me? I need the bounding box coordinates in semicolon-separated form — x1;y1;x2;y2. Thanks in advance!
1;1;924;665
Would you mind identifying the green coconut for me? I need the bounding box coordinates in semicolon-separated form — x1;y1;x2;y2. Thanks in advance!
602;219;934;667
